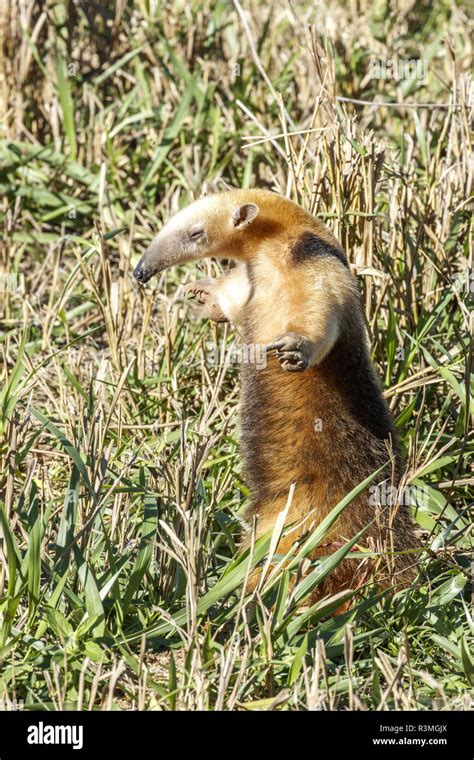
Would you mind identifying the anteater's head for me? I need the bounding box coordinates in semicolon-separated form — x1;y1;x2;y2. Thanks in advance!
134;193;263;284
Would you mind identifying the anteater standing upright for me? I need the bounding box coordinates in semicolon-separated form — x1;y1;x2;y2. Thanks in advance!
134;189;418;597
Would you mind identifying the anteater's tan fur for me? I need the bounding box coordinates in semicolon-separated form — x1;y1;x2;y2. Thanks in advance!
134;189;418;600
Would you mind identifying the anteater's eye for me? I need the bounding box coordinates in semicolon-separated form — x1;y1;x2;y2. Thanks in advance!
189;228;204;241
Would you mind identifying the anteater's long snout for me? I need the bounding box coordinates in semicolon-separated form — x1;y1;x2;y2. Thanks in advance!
133;238;161;284
133;232;178;284
134;258;152;284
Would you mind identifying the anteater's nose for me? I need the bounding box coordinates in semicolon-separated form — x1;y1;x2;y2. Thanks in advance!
134;261;150;284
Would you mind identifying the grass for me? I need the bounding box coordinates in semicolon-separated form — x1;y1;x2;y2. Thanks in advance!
0;0;472;711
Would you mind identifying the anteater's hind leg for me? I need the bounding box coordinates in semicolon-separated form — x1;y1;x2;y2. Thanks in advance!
240;492;332;595
243;524;372;604
240;490;383;602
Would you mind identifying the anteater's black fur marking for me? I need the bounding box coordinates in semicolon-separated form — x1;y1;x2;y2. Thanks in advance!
291;231;349;269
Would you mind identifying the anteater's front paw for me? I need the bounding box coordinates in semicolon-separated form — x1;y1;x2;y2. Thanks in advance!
265;332;313;372
182;279;228;322
182;279;214;304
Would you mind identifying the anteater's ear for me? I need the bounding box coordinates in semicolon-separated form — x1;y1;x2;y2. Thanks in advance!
232;202;259;229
